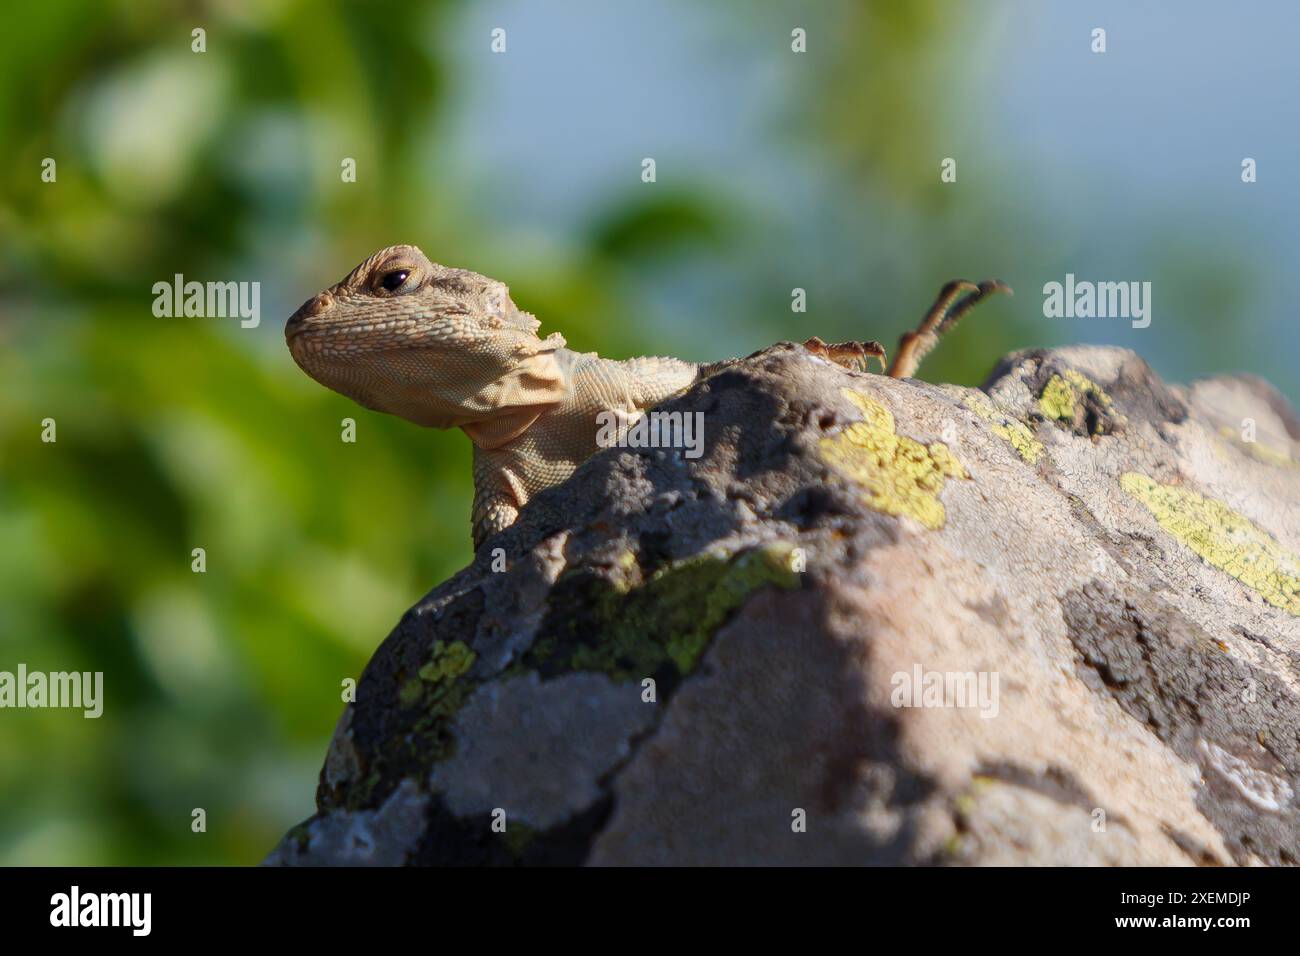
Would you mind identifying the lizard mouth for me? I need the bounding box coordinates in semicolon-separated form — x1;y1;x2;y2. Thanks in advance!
284;308;311;342
285;290;337;341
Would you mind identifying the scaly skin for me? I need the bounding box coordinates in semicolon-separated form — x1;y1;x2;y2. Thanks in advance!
286;244;1008;548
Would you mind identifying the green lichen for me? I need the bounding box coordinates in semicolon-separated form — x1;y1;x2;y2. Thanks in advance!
387;641;484;784
1121;472;1300;616
398;678;425;708
411;643;480;741
329;610;487;811
399;642;476;711
964;393;1044;464
609;548;639;594
529;543;801;683
818;388;969;531
419;640;476;684
1038;369;1121;435
1039;375;1078;421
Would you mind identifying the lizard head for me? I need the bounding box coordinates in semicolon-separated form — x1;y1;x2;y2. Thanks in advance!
285;244;566;429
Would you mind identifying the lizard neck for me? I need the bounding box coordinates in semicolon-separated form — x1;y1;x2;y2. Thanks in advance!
460;407;550;450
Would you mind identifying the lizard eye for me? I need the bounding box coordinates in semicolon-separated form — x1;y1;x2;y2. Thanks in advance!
379;268;411;292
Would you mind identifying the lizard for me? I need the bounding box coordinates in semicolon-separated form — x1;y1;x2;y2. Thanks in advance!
285;244;1010;548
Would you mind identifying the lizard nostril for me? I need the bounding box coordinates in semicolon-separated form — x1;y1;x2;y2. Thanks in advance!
288;292;335;329
305;292;334;316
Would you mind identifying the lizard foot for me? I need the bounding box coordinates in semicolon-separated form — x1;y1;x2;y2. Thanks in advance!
803;336;888;374
887;279;1012;379
471;495;520;551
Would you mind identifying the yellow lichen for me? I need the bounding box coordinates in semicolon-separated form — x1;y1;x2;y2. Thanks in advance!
1216;426;1295;467
819;389;968;530
1039;375;1077;421
964;393;1044;464
1039;369;1119;428
1121;472;1300;616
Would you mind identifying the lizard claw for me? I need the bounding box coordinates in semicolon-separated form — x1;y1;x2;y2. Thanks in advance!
803;337;888;373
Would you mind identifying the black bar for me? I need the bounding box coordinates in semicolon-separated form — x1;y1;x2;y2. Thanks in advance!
0;866;1278;941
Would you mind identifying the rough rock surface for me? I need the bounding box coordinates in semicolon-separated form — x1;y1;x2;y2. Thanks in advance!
265;344;1300;866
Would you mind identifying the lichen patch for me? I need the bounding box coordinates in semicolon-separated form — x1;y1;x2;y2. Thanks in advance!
819;388;968;530
1121;472;1300;615
1038;369;1124;436
529;544;800;683
963;392;1044;464
1216;425;1295;467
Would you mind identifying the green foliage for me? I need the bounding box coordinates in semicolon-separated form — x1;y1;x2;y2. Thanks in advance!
0;0;478;865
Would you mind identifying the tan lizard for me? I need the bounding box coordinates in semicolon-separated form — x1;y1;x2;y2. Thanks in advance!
285;244;1009;548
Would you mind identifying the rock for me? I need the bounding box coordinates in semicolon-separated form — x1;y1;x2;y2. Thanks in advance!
264;344;1300;866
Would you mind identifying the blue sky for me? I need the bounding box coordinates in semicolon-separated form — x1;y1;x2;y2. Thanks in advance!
431;0;1298;401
